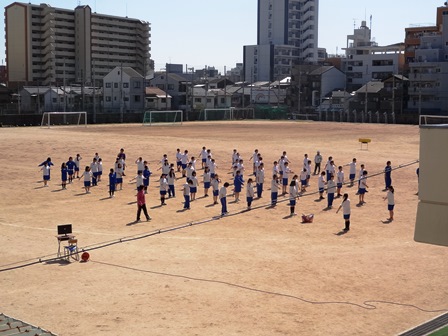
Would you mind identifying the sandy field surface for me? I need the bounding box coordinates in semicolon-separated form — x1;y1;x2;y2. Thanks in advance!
0;121;447;336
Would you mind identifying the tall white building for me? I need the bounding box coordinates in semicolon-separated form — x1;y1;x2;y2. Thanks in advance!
5;2;151;87
244;0;319;82
342;20;404;92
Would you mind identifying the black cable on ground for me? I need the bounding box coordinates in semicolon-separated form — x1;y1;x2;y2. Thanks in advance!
91;259;448;314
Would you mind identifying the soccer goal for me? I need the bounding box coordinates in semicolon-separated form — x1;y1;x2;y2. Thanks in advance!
231;108;255;120
199;108;232;121
40;111;87;128
142;110;183;126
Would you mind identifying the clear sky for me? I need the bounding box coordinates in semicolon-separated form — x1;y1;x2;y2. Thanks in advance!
0;0;443;73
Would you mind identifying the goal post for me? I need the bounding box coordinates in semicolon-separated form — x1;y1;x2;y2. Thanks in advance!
40;111;87;128
200;108;232;121
231;107;255;120
142;110;183;126
199;108;255;121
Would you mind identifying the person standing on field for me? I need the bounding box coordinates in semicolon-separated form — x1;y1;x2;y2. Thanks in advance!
136;185;151;222
383;186;395;221
314;151;322;175
336;193;351;232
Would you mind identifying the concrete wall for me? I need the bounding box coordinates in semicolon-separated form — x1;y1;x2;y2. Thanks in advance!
5;4;28;82
415;125;448;247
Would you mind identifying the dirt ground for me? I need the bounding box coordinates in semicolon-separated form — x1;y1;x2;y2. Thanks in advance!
0;121;447;336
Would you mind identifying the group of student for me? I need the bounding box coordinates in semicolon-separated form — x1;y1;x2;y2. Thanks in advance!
38;147;396;231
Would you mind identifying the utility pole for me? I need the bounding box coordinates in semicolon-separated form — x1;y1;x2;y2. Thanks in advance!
120;62;123;123
92;59;96;123
392;74;395;116
364;65;368;117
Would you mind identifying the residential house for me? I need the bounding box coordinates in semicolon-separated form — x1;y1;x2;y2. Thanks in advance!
145;87;172;110
149;73;188;111
103;67;145;112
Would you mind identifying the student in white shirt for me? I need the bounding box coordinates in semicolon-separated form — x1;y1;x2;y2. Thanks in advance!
336;193;351;232
299;168;308;193
256;163;265;198
327;174;337;209
130;171;145;189
246;178;255;210
198;146;208;169
282;162;293;195
176;148;182;172
182;179;192;210
90;158;99;186
40;163;51;187
181;150;189;177
313;150;322;175
358;170;368;205
249;149;259;175
345;158;357;186
318;171;326;200
289;180;298;216
159;174;169;205
337;166;344;197
383;186;395;221
211;174;220;205
135;157;145;174
79;166;93;193
115;163;123;190
167;169;176;198
219;182;230;216
190;171;199;201
271;174;280;206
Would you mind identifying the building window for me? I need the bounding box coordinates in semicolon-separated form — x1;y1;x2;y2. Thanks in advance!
220;98;225;104
161;98;166;103
167;84;174;90
114;83;118;88
52;98;57;103
123;82;129;88
106;96;111;101
134;95;141;102
207;98;212;103
156;84;165;90
134;81;141;88
106;82;111;88
124;97;129;101
194;98;201;103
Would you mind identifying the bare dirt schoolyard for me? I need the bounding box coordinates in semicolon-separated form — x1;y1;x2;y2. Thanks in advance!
0;121;447;336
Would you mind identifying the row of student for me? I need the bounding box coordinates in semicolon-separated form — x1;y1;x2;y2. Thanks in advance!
39;152;392;205
38;155;396;231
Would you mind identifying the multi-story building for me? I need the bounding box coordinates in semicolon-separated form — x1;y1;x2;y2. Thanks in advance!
342;20;404;92
404;5;447;69
243;0;319;82
408;7;448;115
5;2;151;87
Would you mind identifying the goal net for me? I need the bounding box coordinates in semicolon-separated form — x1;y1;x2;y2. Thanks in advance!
40;111;87;128
199;108;232;121
143;110;183;126
231;108;255;120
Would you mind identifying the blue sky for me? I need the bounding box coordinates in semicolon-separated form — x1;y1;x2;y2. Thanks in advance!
0;0;443;73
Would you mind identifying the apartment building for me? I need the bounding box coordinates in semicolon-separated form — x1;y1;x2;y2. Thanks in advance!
5;2;151;87
244;0;319;82
342;20;404;92
404;5;447;68
408;11;448;114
